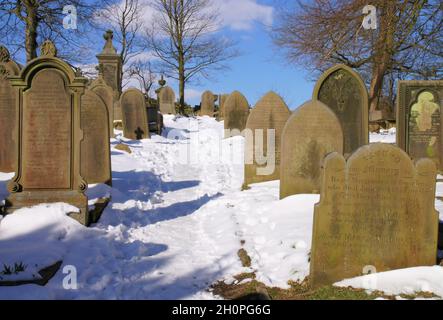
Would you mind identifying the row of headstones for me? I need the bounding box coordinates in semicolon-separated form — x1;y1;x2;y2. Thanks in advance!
218;65;442;288
0;42;113;225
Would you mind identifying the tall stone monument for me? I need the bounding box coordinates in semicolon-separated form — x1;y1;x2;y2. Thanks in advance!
312;64;369;156
397;80;443;172
244;91;291;187
280;100;343;199
310;144;439;288
97;30;122;121
81;89;112;186
5;41;89;225
224;91;249;138
120;88;150;140
0;45;20;172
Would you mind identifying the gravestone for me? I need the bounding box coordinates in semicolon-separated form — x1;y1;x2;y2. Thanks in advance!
312;64;369;156
96;30;122;121
218;94;229;119
397;80;443;172
0;45;20;172
200;90;216;117
81;89;112;186
89;68;114;137
310;143;439;288
5;41;89;225
224;91;249;138
120;88;149;140
280;100;343;199
158;86;176;115
244;91;292;187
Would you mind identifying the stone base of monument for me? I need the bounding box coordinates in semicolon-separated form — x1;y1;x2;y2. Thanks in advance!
89;197;110;225
0;261;62;287
5;191;88;225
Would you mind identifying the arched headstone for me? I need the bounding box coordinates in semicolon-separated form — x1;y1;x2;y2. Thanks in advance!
312;64;369;156
89;75;114;137
280;100;343;199
218;94;229;119
224;91;249;138
0;45;20;172
159;86;176;115
310;144;438;288
244;91;291;187
5;41;89;225
200;90;216;117
81;90;112;186
120;88;149;140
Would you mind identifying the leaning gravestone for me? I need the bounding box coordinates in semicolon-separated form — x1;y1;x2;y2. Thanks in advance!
224;91;249;138
81;89;112;186
310;143;439;288
280;100;343;199
89;69;114;137
200;90;216;117
312;64;369;156
158;86;176;115
0;45;20;172
397;80;443;172
5;41;89;225
120;88;149;140
244;91;292;187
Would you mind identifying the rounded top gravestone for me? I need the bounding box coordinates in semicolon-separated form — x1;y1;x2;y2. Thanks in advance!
158;86;176;115
120;88;150;140
244;91;292;187
310;143;439;288
0;45;21;172
218;94;229;120
312;64;369;156
200;90;216;117
89;75;114;137
224;91;249;137
280;100;343;199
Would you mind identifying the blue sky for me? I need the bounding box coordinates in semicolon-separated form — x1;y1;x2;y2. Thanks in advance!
177;0;315;110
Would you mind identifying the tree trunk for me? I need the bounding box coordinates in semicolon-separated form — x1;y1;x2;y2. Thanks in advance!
178;54;185;115
24;3;38;62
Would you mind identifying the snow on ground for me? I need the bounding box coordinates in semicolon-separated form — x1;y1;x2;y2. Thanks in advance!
0;119;441;299
370;127;396;144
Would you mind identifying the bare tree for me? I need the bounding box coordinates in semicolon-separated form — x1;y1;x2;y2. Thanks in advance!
272;0;443;113
0;0;99;62
144;0;238;113
96;0;144;86
128;59;158;97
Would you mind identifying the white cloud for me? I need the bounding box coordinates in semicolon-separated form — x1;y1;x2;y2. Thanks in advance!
185;88;204;101
217;0;274;30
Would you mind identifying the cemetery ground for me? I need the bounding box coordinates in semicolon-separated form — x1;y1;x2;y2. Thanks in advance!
0;116;442;300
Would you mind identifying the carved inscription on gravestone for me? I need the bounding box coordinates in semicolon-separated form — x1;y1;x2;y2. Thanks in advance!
397;81;443;171
22;69;71;189
310;144;439;288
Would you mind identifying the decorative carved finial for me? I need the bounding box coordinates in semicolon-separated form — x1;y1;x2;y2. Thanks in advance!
75;67;83;77
101;30;117;54
158;75;166;87
0;45;11;63
40;40;57;57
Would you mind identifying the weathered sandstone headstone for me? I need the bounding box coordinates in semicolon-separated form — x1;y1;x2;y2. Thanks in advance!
0;45;20;172
224;91;249;138
200;90;216;117
5;41;89;225
89;70;114;137
244;91;291;187
312;64;369;156
120;88;149;140
81;90;112;186
218;94;229;119
280;100;343;199
158;86;176;115
310;143;439;288
397;80;443;171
